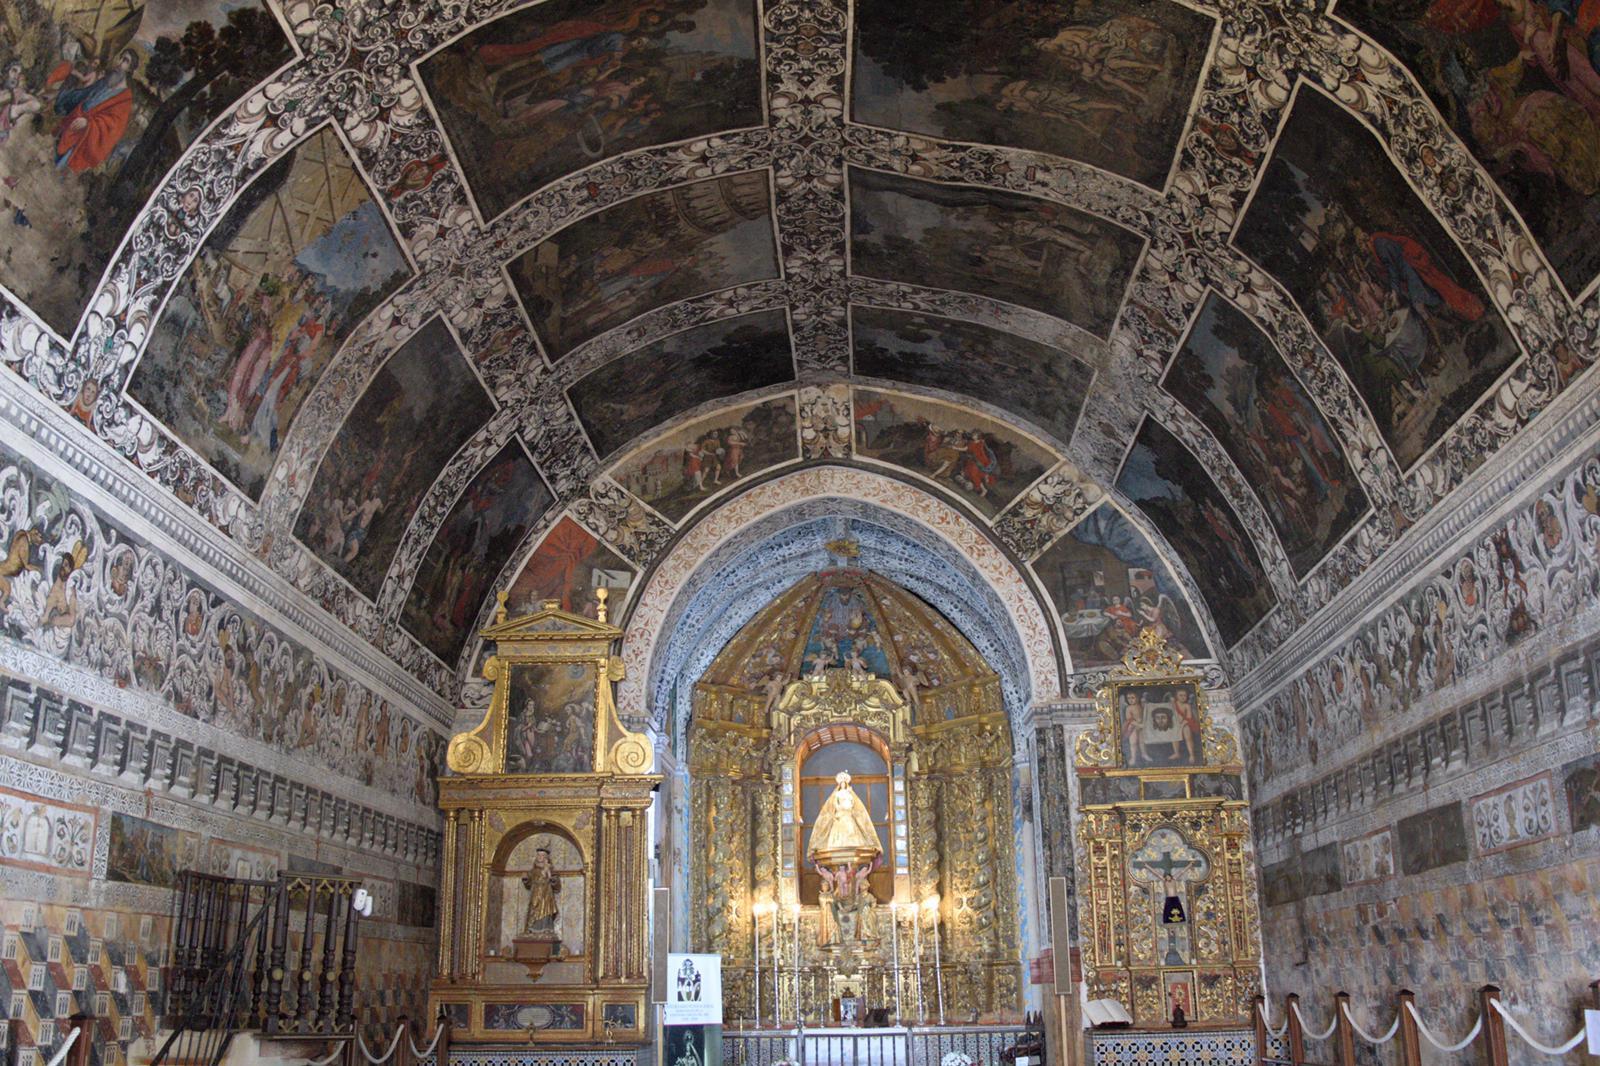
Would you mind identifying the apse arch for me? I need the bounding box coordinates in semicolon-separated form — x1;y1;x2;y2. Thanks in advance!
619;466;1063;741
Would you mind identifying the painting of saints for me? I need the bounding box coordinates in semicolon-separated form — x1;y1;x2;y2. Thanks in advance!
1233;88;1520;470
609;397;797;522
0;0;290;337
1164;295;1367;575
851;389;1056;518
505;662;598;774
130;130;411;498
417;0;761;220
1339;0;1600;295
852;0;1215;186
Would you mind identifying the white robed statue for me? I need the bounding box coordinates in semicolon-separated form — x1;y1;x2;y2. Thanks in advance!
808;771;882;866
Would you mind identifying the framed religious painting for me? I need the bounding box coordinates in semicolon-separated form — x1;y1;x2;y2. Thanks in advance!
503;661;601;775
1111;679;1204;770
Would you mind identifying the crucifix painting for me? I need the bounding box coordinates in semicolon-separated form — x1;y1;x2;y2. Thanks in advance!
1128;827;1209;967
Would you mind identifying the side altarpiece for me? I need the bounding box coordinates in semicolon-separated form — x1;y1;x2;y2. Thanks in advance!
431;592;659;1044
1073;631;1262;1027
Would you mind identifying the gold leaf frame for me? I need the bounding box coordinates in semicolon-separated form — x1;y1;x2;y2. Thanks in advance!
1074;629;1238;770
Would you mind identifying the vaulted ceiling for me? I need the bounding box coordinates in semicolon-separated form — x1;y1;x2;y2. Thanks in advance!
1;0;1595;715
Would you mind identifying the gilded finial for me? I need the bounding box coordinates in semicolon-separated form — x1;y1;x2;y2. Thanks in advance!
494;589;509;624
596;586;609;624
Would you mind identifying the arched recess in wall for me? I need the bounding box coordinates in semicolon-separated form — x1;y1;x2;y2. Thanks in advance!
618;465;1065;741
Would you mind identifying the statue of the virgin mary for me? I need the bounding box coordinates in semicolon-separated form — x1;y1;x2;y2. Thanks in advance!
808;771;882;866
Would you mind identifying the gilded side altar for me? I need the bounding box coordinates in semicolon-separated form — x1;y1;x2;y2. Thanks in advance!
431;591;660;1044
1073;631;1262;1027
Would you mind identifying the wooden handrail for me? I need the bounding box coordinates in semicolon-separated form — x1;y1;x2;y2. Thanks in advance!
1252;994;1268;1066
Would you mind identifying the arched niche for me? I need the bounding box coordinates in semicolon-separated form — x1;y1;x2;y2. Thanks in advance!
484;823;589;980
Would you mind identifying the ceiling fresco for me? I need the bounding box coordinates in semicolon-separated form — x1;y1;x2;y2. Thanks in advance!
1;0;1599;710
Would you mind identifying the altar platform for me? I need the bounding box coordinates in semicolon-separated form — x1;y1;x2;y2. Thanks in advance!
722;1024;1031;1066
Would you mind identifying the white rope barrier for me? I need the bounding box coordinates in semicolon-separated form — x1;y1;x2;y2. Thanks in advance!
1490;999;1587;1057
43;1026;80;1066
1339;1001;1400;1045
409;1024;446;1059
1259;995;1290;1039
357;1026;408;1065
1406;1001;1483;1053
1292;1000;1339;1043
306;1042;347;1066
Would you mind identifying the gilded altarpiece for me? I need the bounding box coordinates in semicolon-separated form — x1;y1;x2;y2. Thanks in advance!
687;571;1023;1024
1073;632;1261;1027
431;593;659;1044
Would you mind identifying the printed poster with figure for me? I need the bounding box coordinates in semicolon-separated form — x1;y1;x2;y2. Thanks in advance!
663;954;722;1025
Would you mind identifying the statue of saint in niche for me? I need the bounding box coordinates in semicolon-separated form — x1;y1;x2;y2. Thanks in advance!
808;771;881;866
521;847;561;937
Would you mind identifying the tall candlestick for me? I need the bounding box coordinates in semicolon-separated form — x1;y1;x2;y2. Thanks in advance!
771;906;780;1026
754;905;762;1027
790;904;801;1023
913;904;924;1022
889;903;901;1024
932;910;945;1025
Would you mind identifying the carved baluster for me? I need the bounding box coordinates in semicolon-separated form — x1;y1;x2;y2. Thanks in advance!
297;881;317;1032
338;885;361;1030
266;878;290;1033
319;883;339;1029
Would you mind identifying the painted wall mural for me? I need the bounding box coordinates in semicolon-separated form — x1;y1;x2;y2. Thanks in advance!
850;0;1215;186
1336;0;1600;297
506;514;635;619
609;395;797;523
416;0;763;220
1243;445;1600;787
128;128;412;499
0;444;445;804
1116;419;1276;647
567;308;794;458
509;170;779;360
294;317;495;599
0;0;290;338
1030;502;1207;668
401;440;551;664
1163;295;1368;576
849;305;1093;445
847;167;1140;338
1233;86;1521;472
852;387;1056;518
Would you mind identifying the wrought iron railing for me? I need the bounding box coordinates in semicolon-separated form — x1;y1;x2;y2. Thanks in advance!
723;1024;1034;1066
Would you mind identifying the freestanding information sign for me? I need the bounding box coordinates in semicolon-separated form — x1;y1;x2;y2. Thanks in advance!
662;954;723;1066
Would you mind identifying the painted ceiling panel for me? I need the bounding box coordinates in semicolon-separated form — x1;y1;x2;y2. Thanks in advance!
566;308;795;458
1117;419;1277;647
0;0;291;338
1030;501;1210;670
504;515;636;618
416;0;763;220
508;170;780;360
129;128;413;500
401;439;552;663
852;387;1059;519
1233;86;1521;473
1336;0;1600;298
847;167;1141;338
1163;294;1369;577
849;306;1094;445
293;317;495;600
609;394;798;523
850;0;1216;186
